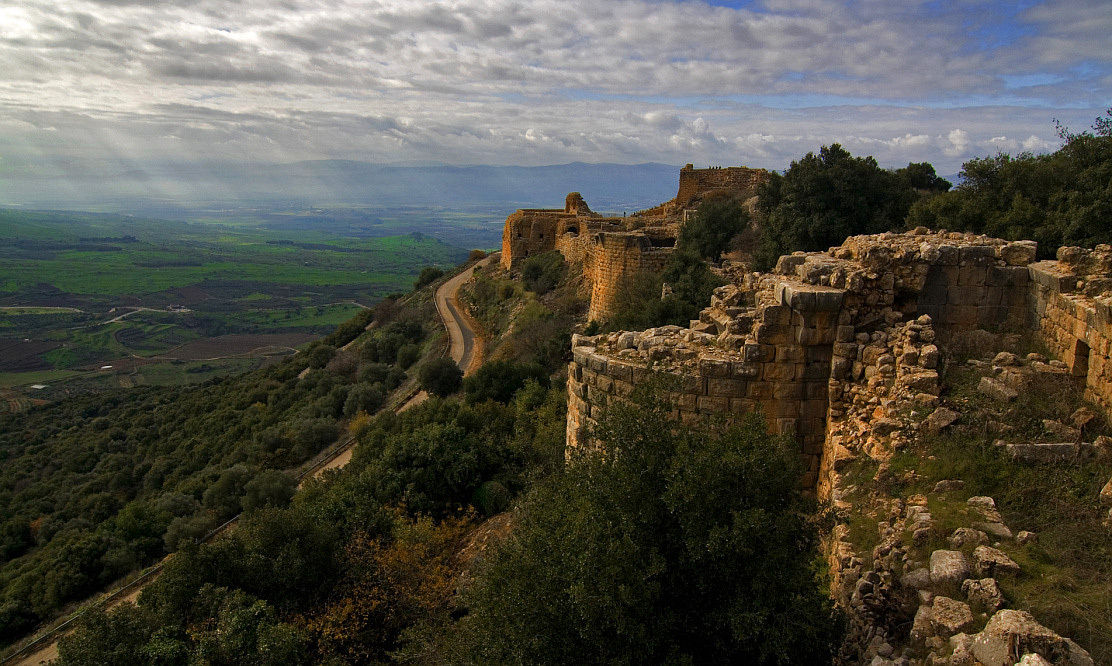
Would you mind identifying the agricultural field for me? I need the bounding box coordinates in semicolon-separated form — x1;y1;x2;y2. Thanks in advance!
0;208;473;400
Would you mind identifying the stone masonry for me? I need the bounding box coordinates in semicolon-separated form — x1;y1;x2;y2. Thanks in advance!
501;165;770;321
567;229;1112;493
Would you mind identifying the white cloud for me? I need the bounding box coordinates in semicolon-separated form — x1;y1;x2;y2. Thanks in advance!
0;0;1103;176
944;129;970;157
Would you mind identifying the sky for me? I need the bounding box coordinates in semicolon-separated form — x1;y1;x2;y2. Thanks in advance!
0;0;1109;176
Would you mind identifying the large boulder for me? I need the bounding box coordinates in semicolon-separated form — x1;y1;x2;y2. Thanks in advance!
930;549;971;595
971;610;1093;666
931;596;975;636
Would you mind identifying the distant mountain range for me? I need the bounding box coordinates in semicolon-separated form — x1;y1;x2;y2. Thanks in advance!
0;159;682;215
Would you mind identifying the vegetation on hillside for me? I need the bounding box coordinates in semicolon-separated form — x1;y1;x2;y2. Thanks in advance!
753;145;949;270
426;389;844;664
0;294;434;645
908;109;1112;256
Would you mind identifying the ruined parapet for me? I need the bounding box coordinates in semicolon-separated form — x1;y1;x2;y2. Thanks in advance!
566;228;1087;494
564;192;592;215
673;164;771;213
1029;244;1112;411
500;209;562;270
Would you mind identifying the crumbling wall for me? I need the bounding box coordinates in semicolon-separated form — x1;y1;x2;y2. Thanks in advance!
1029;245;1112;412
500;209;563;270
567;229;1065;493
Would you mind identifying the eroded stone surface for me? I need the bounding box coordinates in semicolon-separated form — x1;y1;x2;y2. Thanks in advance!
971;610;1094;666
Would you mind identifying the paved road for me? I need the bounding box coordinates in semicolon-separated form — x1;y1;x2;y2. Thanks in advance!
436;253;494;376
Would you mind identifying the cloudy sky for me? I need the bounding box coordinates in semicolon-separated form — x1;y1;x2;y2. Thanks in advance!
1;0;1109;176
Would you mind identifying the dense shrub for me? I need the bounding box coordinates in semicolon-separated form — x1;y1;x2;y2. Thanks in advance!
418;358;463;397
444;387;844;664
463;360;549;403
414;266;445;291
908;110;1112;257
521;251;566;295
754;144;935;269
678;194;749;261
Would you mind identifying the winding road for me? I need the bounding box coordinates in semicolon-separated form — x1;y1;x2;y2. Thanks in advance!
5;254;496;666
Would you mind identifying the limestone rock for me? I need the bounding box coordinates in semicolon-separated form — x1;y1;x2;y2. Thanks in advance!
1016;654;1053;666
918;344;940;369
1017;530;1038;545
962;577;1005;611
900;567;932;590
979;376;1019;401
948;527;990;549
973;545;1021;578
930;549;971;594
1100;476;1112;506
1007;441;1084;463
910;604;933;644
971;609;1093;666
931;595;975;636
974;521;1015;540
1000;241;1038;266
992;351;1021;367
949;632;976;666
968;496;1003;521
933;478;965;493
922;407;960;434
1042;419;1081;441
1070;406;1097;431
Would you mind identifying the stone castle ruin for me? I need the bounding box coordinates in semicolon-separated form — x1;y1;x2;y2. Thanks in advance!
566;230;1112;495
497;166;1112;663
500;164;771;321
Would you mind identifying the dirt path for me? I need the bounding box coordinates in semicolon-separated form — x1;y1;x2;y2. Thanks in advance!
5;256;496;666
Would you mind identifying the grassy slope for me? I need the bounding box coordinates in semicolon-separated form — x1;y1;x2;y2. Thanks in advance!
839;343;1112;662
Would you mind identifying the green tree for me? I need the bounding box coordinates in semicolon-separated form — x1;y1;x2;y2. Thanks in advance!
446;388;843;664
57;603;157;666
463;360;549;404
418;358;463;398
896;161;952;193
241;470;297;513
521;251;567;295
755;144;920;269
910;110;1112;256
343;382;385;417
414;266;445;291
678;194;749;261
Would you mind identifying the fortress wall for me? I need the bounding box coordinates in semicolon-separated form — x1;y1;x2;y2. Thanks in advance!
674;165;771;209
917;260;1029;333
500;210;563;270
1028;253;1112;412
567;341;829;489
569;230;1063;496
553;229;593;265
586;234;673;322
